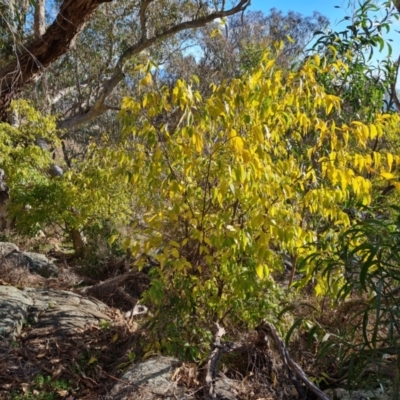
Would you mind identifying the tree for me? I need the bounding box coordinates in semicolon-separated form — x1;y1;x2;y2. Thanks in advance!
0;0;251;125
311;0;398;120
113;47;400;355
160;9;328;91
0;0;252;252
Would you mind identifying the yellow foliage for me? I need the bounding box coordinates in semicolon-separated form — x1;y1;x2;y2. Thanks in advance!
117;50;400;319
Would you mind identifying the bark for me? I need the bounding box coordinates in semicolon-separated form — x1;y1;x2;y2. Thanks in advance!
69;228;86;257
0;0;113;121
33;0;46;39
0;169;11;231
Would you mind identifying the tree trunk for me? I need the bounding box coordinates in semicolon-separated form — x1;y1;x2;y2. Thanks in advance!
69;228;86;257
34;0;46;39
0;0;113;121
0;169;13;231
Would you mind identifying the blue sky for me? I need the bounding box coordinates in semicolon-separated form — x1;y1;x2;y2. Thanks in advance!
248;0;349;23
248;0;400;62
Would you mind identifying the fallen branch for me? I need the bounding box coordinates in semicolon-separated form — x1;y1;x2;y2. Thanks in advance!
204;323;225;399
203;322;246;399
256;321;331;400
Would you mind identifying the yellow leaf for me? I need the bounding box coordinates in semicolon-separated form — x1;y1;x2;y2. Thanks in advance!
228;128;237;139
256;264;269;279
381;172;396;180
256;264;264;279
171;248;180;258
205;255;214;265
108;235;118;245
362;124;369;139
370;124;377;139
387;153;394;172
314;283;324;296
140;73;152;86
87;356;97;365
210;29;221;38
112;333;118;343
264;59;275;71
232;136;244;153
192;131;204;153
236;164;245;183
242;149;251;163
286;35;294;43
253;126;264;143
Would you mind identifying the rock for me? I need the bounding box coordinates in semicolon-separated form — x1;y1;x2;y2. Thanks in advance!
0;286;33;340
110;356;188;400
49;164;63;177
21;251;59;278
0;244;59;278
109;356;239;400
215;377;239;400
324;387;392;400
0;242;19;255
0;286;111;339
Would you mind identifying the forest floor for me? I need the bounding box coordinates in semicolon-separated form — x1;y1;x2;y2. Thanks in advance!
0;238;396;400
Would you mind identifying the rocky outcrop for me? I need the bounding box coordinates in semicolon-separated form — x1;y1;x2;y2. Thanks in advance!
0;285;110;340
109;355;240;400
0;242;59;278
110;356;187;400
0;243;237;400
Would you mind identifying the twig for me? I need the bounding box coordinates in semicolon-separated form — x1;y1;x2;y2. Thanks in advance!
204;322;226;399
98;367;131;384
203;323;247;399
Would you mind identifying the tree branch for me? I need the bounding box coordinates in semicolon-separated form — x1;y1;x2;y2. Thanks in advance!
0;0;113;120
256;321;332;400
390;55;400;112
57;0;251;130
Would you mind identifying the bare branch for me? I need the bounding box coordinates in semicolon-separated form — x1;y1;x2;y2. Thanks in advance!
57;68;124;129
256;321;332;400
204;323;225;399
139;0;155;41
117;0;250;69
